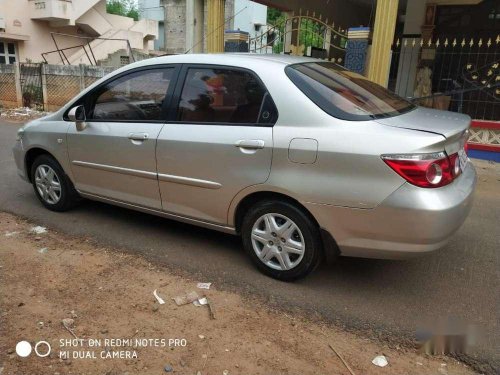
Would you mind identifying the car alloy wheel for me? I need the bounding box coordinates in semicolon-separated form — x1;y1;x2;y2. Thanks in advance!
34;164;62;205
250;213;305;271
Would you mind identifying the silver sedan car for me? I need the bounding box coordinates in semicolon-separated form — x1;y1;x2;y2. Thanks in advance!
13;54;476;280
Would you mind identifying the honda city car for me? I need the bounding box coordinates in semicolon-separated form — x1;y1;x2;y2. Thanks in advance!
13;54;476;280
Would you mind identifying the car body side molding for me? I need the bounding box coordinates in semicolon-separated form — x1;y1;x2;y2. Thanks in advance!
157;173;222;190
72;160;157;180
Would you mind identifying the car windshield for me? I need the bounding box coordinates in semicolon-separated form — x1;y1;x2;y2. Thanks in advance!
285;62;416;121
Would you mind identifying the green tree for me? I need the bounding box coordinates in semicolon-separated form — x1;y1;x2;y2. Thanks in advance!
106;0;139;21
266;8;332;54
267;8;283;26
266;8;286;53
126;7;139;21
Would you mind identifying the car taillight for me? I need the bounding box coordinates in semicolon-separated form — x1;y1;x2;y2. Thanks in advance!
381;152;460;188
448;152;462;178
463;130;470;155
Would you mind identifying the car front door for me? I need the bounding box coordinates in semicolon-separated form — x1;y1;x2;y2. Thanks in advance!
156;65;278;224
67;66;178;210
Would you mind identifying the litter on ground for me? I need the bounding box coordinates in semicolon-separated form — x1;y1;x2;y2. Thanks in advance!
38;248;48;254
30;226;47;235
62;318;78;339
372;355;389;367
0;107;51;121
193;297;208;307
329;344;356;375
4;231;19;237
153;289;166;305
207;297;216;320
164;364;173;372
197;282;212;290
173;291;200;306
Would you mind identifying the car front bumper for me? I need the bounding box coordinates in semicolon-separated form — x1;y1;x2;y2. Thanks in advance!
305;161;477;259
13;140;28;182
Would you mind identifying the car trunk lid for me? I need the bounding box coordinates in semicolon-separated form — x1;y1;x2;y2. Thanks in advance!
375;107;470;138
375;106;471;154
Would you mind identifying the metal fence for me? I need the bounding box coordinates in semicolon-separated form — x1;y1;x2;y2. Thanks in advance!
0;63;117;111
20;63;44;110
0;64;17;108
389;34;499;121
249;11;347;64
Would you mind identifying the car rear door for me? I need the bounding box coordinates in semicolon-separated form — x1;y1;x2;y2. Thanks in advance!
156;64;278;224
67;66;179;210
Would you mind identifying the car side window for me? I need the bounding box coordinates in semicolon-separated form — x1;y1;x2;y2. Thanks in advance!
88;68;174;121
177;67;277;125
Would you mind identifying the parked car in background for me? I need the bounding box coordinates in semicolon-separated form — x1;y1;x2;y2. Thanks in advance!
13;54;476;280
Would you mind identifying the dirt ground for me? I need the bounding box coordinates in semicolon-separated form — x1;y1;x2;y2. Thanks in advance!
0;212;476;375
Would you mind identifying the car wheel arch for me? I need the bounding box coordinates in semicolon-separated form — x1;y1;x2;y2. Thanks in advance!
25;148;66;183
232;189;340;264
232;190;319;234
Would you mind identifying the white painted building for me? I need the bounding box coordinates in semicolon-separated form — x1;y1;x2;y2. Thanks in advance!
0;0;158;65
233;0;268;52
138;0;165;50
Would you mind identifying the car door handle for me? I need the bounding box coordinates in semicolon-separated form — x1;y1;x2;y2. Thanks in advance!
128;133;149;141
234;140;265;149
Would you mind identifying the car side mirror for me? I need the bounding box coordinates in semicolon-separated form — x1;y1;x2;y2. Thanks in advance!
68;105;87;131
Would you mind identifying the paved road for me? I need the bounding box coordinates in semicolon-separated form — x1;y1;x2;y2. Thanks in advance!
1;120;499;373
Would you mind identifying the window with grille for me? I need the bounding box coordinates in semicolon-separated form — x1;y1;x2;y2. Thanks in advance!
120;56;130;66
0;41;17;64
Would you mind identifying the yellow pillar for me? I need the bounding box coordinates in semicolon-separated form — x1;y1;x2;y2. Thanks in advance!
367;0;399;86
207;0;225;53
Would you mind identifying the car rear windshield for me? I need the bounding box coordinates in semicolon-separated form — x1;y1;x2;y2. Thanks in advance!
285;62;416;121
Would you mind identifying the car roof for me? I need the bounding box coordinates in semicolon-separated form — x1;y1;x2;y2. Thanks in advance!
127;53;318;69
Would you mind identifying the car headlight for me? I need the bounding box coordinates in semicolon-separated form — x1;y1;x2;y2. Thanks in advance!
16;128;25;141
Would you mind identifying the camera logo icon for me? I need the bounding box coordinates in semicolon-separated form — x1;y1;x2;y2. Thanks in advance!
15;341;51;358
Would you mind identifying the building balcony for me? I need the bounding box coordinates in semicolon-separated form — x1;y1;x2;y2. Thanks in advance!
130;19;158;40
29;0;74;22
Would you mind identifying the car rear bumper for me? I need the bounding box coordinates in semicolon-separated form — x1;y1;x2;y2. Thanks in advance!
306;161;477;259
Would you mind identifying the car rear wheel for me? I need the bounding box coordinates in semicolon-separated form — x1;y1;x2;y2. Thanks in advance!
31;155;80;212
241;200;322;281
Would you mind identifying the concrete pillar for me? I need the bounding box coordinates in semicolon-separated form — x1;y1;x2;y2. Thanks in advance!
367;0;399;87
41;64;49;111
394;0;426;97
186;0;195;52
161;0;169;52
186;0;204;52
163;0;187;54
14;63;22;107
207;0;225;53
194;0;204;52
78;64;86;91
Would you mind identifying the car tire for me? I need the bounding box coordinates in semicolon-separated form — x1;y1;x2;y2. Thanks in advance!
30;154;80;212
241;200;322;281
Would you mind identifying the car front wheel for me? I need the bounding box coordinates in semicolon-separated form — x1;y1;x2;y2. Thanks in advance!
31;154;80;212
241;200;322;281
